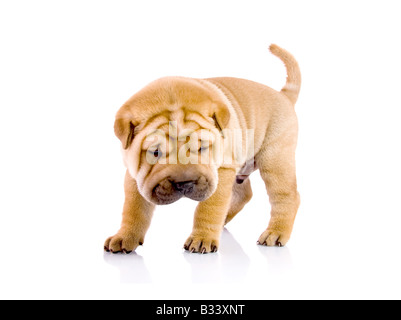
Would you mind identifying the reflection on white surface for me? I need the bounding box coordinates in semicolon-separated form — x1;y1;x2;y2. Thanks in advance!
103;252;152;283
103;228;252;284
183;229;251;283
257;245;293;273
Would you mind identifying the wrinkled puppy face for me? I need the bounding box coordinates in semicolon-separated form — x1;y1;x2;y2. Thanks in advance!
114;78;230;205
134;110;221;205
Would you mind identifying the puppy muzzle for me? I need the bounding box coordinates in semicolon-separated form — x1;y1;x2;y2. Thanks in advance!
152;176;211;205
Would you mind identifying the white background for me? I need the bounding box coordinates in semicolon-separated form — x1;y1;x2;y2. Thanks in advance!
1;0;401;300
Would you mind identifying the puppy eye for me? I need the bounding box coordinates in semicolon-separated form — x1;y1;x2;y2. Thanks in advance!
199;146;209;153
154;149;161;158
148;147;162;159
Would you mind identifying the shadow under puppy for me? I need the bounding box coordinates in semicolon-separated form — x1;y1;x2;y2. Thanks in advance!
105;44;301;254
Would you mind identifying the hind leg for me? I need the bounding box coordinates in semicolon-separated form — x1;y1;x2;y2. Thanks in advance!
225;178;253;225
256;139;300;247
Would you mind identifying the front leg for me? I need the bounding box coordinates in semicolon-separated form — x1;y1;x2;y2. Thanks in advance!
104;170;155;253
184;168;236;253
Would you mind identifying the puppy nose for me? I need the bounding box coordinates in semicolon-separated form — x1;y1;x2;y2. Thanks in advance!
173;180;197;193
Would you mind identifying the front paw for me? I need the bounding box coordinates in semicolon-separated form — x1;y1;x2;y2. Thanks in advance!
104;232;144;254
184;234;219;254
257;227;292;247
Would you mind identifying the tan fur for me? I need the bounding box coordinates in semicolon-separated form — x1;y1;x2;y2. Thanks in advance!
225;178;253;225
184;168;236;253
104;171;155;253
105;44;301;253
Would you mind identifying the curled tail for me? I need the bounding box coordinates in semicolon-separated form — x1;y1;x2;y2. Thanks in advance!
269;44;301;105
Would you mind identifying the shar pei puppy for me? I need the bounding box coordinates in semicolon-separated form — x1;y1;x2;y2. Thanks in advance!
104;44;301;254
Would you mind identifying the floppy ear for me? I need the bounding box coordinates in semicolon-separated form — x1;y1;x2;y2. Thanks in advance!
114;118;135;150
212;103;230;136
